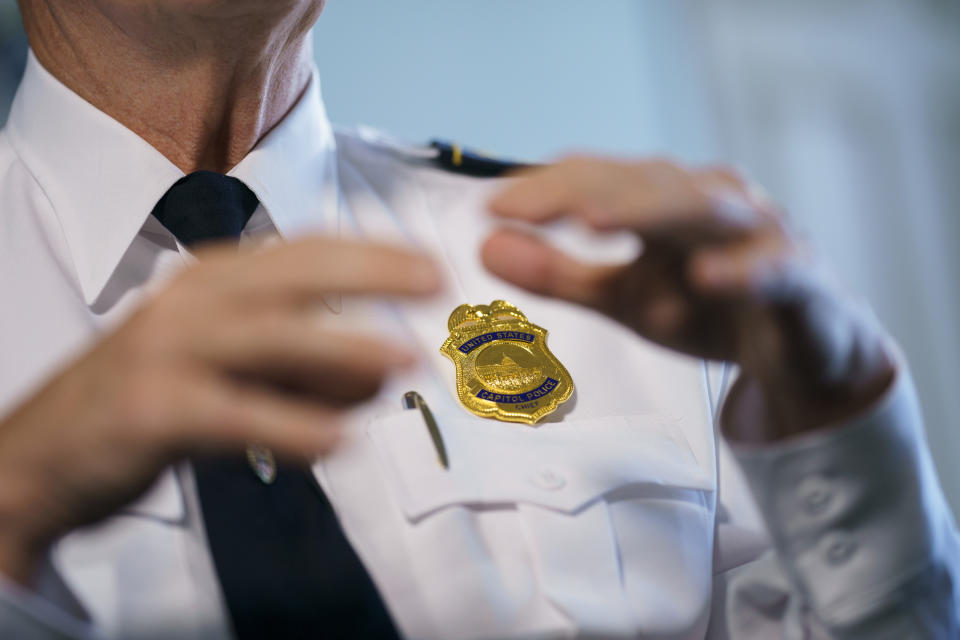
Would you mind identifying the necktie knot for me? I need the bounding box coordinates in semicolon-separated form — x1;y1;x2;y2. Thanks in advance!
152;171;259;246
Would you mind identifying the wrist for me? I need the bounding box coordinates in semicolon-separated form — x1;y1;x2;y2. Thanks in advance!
724;329;895;443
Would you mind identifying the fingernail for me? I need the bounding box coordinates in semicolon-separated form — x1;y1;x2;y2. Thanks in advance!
386;347;417;367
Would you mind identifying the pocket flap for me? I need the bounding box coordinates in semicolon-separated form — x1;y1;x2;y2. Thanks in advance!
368;411;713;521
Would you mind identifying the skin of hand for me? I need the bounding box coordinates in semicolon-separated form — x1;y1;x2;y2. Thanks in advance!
0;236;441;587
482;156;894;444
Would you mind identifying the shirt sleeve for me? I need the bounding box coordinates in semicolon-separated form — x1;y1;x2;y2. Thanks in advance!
724;364;960;639
0;556;99;640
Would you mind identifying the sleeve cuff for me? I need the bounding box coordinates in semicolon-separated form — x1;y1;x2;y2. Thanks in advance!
729;362;957;627
0;556;98;640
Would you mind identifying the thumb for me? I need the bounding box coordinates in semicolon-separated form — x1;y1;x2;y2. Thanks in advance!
480;228;622;310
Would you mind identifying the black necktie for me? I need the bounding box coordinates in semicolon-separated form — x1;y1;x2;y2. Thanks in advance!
152;171;401;640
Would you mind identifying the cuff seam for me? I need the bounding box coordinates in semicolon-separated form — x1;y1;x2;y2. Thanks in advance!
814;555;935;627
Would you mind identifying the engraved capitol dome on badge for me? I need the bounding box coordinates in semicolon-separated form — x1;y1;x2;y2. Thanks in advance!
440;300;574;424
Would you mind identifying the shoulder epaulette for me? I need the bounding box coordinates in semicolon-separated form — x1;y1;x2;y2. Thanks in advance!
429;140;532;178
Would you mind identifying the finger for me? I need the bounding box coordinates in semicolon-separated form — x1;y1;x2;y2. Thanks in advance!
489;157;773;242
481;227;623;309
285;367;386;407
687;235;810;301
697;166;780;216
178;377;345;459
695;167;784;234
487;158;622;226
199;236;443;304
696;166;750;191
489;157;709;229
481;227;726;355
193;316;415;380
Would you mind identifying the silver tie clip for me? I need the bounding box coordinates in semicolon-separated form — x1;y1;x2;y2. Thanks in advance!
402;391;450;470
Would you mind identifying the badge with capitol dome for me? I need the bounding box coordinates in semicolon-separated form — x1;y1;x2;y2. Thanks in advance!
440;300;573;425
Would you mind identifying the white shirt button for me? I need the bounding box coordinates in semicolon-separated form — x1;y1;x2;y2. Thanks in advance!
530;468;566;491
797;475;834;515
805;487;832;513
825;538;858;566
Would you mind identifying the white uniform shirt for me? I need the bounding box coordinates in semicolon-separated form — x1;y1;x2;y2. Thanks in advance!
0;51;957;640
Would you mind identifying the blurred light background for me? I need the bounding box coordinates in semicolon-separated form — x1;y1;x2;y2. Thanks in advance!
1;1;958;512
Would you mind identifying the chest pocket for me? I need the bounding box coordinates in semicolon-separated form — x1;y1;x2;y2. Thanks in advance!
367;410;717;638
368;411;712;519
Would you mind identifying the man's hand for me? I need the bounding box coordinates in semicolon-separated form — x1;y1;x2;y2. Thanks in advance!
482;156;893;443
0;236;441;586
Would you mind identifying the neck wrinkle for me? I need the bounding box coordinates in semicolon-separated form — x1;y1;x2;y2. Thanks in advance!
20;1;320;173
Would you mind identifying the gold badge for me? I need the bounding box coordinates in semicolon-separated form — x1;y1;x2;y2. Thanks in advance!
440;300;574;425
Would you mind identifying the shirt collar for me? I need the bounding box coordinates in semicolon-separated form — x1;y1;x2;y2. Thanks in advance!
5;50;339;306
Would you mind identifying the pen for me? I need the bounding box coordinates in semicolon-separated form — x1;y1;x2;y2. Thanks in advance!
402;391;450;470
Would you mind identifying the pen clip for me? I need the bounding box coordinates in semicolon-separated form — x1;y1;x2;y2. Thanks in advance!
403;391;450;470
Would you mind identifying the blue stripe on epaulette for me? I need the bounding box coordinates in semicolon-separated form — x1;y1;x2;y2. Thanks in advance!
429;140;532;178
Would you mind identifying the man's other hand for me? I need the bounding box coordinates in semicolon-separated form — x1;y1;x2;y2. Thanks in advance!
483;156;893;444
0;236;441;586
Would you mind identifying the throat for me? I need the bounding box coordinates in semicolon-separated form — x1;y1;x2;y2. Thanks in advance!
20;1;319;174
122;55;314;173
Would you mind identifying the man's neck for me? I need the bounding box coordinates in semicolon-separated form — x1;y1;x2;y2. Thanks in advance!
20;2;320;173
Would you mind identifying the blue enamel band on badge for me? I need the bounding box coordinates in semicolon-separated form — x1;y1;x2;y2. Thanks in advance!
457;331;535;354
475;377;561;404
